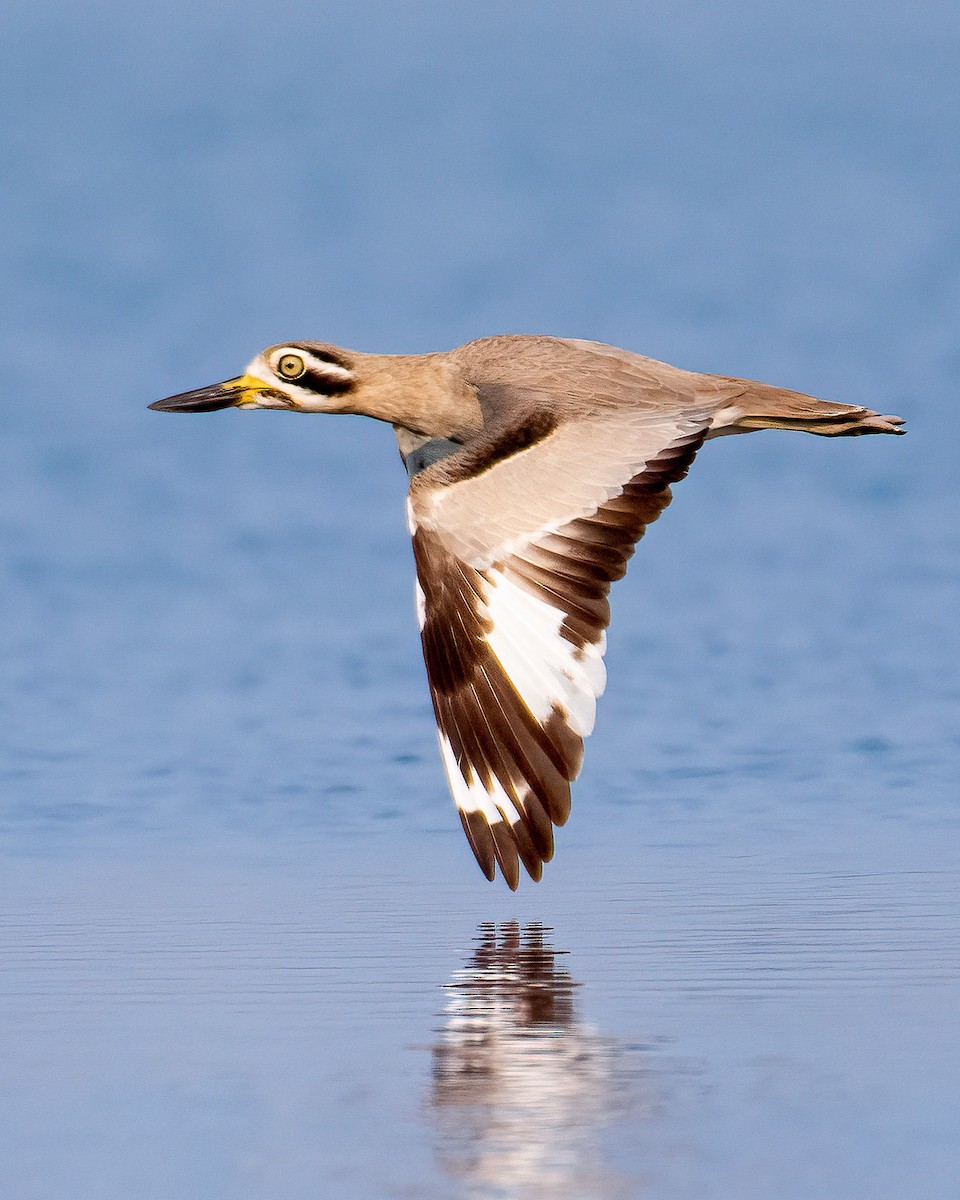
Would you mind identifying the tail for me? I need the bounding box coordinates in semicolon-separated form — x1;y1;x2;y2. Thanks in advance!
708;375;906;438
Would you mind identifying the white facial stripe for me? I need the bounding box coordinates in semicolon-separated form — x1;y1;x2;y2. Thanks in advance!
243;353;272;381
297;355;353;383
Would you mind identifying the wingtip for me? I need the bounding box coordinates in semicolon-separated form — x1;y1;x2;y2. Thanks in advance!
865;413;906;435
459;809;548;888
459;810;497;881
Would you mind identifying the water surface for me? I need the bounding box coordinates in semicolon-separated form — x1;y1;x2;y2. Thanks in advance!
1;2;959;1196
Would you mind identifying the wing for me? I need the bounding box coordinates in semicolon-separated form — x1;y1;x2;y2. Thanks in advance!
408;402;710;888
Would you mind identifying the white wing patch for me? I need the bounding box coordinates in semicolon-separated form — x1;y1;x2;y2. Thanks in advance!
481;569;606;738
428;554;609;888
438;732;522;825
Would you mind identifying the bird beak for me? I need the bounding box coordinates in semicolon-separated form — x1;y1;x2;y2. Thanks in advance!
149;374;290;413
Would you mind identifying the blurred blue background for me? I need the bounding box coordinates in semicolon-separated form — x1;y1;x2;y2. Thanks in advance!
1;2;958;1197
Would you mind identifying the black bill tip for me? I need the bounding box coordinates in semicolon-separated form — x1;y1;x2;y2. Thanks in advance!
148;382;243;413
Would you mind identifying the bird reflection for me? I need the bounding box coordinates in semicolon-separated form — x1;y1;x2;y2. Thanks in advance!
430;922;636;1199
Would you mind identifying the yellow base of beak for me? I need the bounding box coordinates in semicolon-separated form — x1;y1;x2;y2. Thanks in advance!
231;373;274;407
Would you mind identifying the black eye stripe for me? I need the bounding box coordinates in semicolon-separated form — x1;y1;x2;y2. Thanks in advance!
301;365;354;395
286;344;352;370
312;349;349;368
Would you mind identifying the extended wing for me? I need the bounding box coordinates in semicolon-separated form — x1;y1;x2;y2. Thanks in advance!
408;395;711;888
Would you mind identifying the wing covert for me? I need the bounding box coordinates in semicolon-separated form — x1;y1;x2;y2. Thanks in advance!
410;414;708;887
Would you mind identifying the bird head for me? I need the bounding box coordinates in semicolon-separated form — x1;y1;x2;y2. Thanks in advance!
149;341;357;414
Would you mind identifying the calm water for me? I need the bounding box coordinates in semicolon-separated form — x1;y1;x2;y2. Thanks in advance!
2;2;959;1196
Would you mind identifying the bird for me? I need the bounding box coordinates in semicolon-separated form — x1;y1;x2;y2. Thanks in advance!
150;335;904;888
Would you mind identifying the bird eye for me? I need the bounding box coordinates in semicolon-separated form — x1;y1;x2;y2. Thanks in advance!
277;353;305;380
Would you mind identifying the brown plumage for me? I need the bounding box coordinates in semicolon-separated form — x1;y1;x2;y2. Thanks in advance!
150;334;905;888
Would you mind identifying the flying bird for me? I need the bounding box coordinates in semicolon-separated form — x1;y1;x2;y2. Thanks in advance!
150;335;904;888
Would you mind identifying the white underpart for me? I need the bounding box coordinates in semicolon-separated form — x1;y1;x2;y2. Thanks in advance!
414;578;426;630
438;731;522;825
481;569;606;739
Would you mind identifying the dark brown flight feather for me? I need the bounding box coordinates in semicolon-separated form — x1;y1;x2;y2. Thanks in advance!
412;424;709;888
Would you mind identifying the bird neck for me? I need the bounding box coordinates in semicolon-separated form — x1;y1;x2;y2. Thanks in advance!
348;353;483;441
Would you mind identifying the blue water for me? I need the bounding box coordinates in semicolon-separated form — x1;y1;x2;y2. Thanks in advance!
2;2;959;1196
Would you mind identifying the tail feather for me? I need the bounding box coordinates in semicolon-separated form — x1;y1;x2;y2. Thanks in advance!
708;375;906;438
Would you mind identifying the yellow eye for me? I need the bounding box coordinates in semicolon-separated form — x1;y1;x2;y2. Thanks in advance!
277;353;305;380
